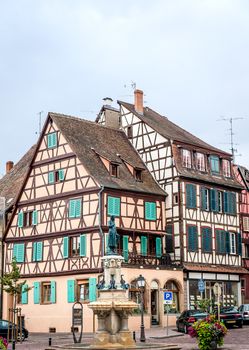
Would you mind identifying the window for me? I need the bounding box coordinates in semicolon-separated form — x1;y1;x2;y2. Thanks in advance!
76;280;90;302
13;243;25;263
107;196;120;216
110;163;118;177
196;153;206;172
210;155;220;174
134;169;142;181
35;281;56;304
200;187;209;211
129;279;147;312
166;224;174;253
32;242;43;261
218;191;223;212
187;226;198;252
163;281;179;313
223;160;231;177
182;149;192;168
48;169;65;184
186;184;196;208
243;217;249;232
18;210;37;228
64;235;86;258
230;232;236;254
127;126;133;139
70;236;80;257
173;194;179;205
245;244;249;258
202;227;212;253
216;229;226;254
47;132;57;148
223;192;236;215
145;201;156;220
68;199;82;218
41;282;52;303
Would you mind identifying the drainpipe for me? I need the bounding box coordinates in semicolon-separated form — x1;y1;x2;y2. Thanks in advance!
98;186;105;256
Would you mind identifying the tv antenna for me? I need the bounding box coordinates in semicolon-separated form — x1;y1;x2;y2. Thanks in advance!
217;116;243;162
36;111;44;135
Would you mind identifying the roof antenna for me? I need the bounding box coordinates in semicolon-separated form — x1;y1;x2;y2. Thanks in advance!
36;111;44;135
217;116;244;162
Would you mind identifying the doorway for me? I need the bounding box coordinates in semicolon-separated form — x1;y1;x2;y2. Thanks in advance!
151;280;159;325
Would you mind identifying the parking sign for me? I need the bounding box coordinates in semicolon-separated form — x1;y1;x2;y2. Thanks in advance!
163;291;173;305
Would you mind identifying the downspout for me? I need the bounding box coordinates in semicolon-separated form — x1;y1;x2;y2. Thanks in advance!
98;186;105;257
0;202;7;319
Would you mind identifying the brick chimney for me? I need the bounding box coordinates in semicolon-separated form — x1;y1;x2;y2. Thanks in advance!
134;89;144;114
6;161;14;174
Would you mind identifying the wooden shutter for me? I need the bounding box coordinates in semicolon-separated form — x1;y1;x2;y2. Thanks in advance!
89;277;97;302
200;187;207;210
33;282;40;304
229;192;236;214
48;171;54;184
186;184;196;208
108;197;120;216
216;230;226;254
225;231;230;254
145;202;156;220
32;210;38;226
141;236;148;256
69;200;76;218
17;212;24;228
80;235;86;257
75;199;81;217
16;243;25;263
47;133;52;148
36;242;43;261
48;132;57;148
223;192;229;213
21;284;28;304
13;244;18;260
51;281;56;303
210;189;218;212
188;226;198;251
67;280;75;303
63;237;69;258
166;224;174;253
216;230;221;253
156;237;162;258
58;169;64;181
32;242;37;261
123;235;129;262
237;233;242;255
202;227;212;252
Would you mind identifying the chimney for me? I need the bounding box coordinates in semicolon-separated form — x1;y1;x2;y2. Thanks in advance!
6;161;14;174
102;97;120;129
134;89;143;114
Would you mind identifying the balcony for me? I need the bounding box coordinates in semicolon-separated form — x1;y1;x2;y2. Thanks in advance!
122;252;173;268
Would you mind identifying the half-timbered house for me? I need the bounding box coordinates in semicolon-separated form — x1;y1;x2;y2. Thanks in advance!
234;165;249;303
2;112;184;332
97;89;247;309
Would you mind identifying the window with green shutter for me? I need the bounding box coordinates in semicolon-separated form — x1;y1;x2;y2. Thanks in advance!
47;132;57;148
156;237;162;258
67;280;75;303
186;184;196;209
17;211;24;228
33;242;43;262
201;187;209;211
32;210;38;225
51;281;56;303
63;237;69;258
68;199;82;218
210;155;220;174
89;277;97;302
166;224;174;253
107;196;120;217
202;227;212;253
229;192;236;214
123;235;129;262
141;236;148;256
13;243;25;263
187;226;198;252
58;169;65;181
210;189;218;212
216;230;226;254
145;202;156;220
80;235;86;257
226;231;231;254
33;282;40;304
48;171;55;184
237;233;242;255
21;284;28;304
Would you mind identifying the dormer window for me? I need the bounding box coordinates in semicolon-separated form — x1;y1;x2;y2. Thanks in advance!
127;126;133;139
195;152;206;172
223;159;231;178
110;163;118;177
210;155;220;174
182;149;192;168
135;169;142;181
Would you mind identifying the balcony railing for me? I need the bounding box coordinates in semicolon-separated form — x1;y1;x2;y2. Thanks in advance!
122;252;173;267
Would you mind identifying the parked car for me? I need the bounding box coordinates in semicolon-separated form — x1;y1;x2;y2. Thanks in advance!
218;306;243;328
238;304;249;324
176;309;208;333
0;320;28;341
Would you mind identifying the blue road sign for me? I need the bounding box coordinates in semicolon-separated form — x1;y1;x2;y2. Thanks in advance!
198;279;205;292
163;291;173;304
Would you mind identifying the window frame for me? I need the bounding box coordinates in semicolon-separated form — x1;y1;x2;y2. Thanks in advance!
195;152;206;172
210;155;220;175
110;163;119;177
144;201;157;221
223;159;231;178
47;132;57;149
76;279;89;303
230;232;237;255
182;149;192;169
70;236;81;257
41;281;52;304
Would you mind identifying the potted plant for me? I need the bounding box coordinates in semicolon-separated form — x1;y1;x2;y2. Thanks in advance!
0;336;8;350
188;315;227;350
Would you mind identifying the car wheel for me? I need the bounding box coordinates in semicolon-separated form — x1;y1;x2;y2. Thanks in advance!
238;322;243;329
184;325;188;334
17;331;25;342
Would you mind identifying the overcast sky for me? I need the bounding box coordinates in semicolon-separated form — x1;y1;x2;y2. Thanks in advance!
0;0;248;176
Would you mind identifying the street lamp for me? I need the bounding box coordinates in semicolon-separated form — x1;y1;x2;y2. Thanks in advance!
137;274;146;342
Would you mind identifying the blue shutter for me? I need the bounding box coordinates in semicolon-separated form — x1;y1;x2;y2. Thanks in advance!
201;188;207;210
48;171;55;184
141;236;148;256
202;227;212;252
210;189;218;212
14;244;25;263
47;132;57;148
237;233;242;255
156;237;162;258
69;200;76;218
80;234;86;257
123;235;129;262
21;284;28;304
225;231;230;254
89;277;97;302
145;202;156;220
36;242;43;261
67;280;75;303
51;281;56;303
58;169;64;181
108;197;120;216
63;237;69;258
223;192;229;213
32;210;38;225
186;184;196;208
33;282;40;304
32;242;37;261
17;212;24;228
75;199;82;218
188;226;198;251
229;192;236;214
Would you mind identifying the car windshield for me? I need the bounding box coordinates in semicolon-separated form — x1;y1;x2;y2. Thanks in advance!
243;305;249;311
220;307;238;313
189;310;207;315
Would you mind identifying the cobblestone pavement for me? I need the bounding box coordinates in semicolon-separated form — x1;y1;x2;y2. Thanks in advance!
6;325;249;350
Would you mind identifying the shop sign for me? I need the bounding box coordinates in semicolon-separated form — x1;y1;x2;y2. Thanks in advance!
198;279;205;292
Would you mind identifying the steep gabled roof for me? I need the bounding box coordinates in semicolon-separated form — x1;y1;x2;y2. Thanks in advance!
237;165;249;191
119;101;230;155
0;145;36;209
50;113;166;196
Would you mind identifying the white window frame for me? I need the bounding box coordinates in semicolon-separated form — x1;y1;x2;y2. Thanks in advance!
230;232;236;255
218;191;223;213
223;159;231;178
196;152;206;172
182;149;192;168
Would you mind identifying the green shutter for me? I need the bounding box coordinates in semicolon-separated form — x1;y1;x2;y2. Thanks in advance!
75;199;81;217
14;243;25;263
32;242;37;261
47;132;57;148
63;237;69;258
223;192;229;213
51;281;56;303
156;237;162;258
145;202;156;220
21;284;28;304
67;280;75;303
58;169;65;181
69;200;76;218
210;189;218;212
123;235;129;262
13;244;18;260
186;184;196;208
32;210;38;225
166;224;174;253
216;230;226;254
89;277;97;302
108;197;120;216
17;212;24;228
201;188;207;210
229;192;236;214
225;231;230;254
48;171;55;184
188;226;198;251
33;282;40;304
36;242;43;261
237;233;242;255
202;227;212;252
80;234;86;257
141;236;148;256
